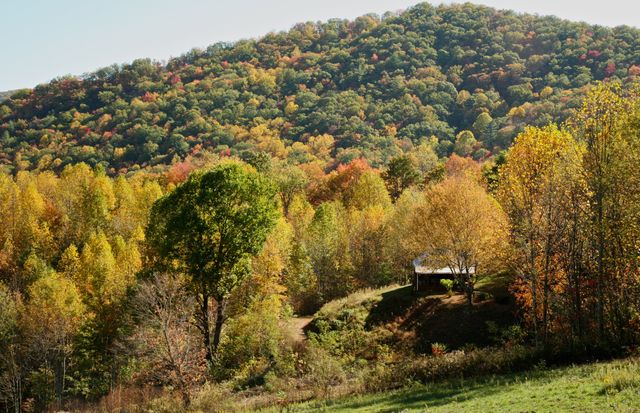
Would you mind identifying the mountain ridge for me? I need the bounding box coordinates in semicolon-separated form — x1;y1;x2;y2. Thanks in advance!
1;2;639;174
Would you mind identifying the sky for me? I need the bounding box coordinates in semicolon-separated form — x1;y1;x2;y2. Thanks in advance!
2;0;640;91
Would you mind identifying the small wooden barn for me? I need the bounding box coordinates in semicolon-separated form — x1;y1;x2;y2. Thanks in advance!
412;255;476;292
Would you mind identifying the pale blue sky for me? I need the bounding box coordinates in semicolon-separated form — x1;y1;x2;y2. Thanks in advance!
2;0;640;91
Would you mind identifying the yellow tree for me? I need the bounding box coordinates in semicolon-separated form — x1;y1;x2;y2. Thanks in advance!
22;272;85;407
284;194;318;313
385;188;425;284
567;82;640;342
497;125;583;344
307;201;353;302
344;170;392;210
0;173;52;292
348;205;390;288
412;176;508;310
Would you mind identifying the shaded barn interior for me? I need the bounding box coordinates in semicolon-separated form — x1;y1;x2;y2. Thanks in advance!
412;255;476;292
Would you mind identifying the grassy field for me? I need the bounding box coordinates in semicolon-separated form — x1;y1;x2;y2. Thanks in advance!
267;358;640;412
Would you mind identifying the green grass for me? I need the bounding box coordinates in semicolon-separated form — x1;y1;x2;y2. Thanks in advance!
269;358;640;412
315;284;405;319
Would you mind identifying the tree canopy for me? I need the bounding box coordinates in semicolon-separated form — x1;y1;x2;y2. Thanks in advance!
146;162;279;361
2;3;640;174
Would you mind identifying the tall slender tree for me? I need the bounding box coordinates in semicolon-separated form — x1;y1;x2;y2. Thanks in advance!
146;163;279;363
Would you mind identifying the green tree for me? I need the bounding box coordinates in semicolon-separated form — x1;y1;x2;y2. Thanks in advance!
146;163;279;363
453;130;477;157
383;155;421;201
0;282;20;411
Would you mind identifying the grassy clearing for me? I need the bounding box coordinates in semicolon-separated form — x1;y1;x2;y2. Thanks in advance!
314;284;406;319
265;358;640;413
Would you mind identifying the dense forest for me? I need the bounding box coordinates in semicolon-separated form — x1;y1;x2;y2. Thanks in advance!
0;83;639;411
2;2;640;174
2;2;640;412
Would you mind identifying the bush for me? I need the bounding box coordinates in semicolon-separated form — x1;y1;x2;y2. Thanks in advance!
145;395;187;413
486;321;526;345
355;345;543;392
216;295;295;383
597;360;640;394
431;342;448;356
440;279;454;296
304;344;346;398
189;382;236;413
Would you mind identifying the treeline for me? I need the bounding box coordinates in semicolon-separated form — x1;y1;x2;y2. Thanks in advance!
2;83;640;411
498;83;640;349
2;3;640;173
0;165;162;409
0;136;448;410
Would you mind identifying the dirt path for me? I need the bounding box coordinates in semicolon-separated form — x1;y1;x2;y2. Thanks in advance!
288;316;313;342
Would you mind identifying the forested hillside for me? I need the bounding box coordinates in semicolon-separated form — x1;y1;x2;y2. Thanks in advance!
2;2;640;174
3;2;640;411
0;91;18;103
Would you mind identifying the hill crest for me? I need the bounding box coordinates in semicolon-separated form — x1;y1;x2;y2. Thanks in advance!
1;2;640;174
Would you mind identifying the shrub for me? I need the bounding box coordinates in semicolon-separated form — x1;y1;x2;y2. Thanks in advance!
486;321;526;345
145;395;186;413
597;360;640;393
360;344;543;392
431;342;448;356
304;344;346;398
189;382;236;413
440;279;454;296
217;295;295;383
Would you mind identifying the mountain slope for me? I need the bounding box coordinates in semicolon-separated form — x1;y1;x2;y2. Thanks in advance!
1;2;640;174
0;90;18;103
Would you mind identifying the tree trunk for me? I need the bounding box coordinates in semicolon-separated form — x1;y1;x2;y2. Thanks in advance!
569;201;583;342
180;386;191;407
596;194;605;342
54;354;64;409
197;289;213;364
212;298;226;354
464;268;473;315
542;237;551;345
531;277;539;348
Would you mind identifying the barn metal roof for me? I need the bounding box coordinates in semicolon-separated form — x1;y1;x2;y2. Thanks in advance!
412;254;476;275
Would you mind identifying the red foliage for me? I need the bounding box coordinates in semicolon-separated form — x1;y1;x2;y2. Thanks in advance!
166;161;194;185
629;65;640;77
605;62;616;77
191;143;203;154
141;92;158;103
310;158;371;204
444;154;481;180
588;50;602;58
